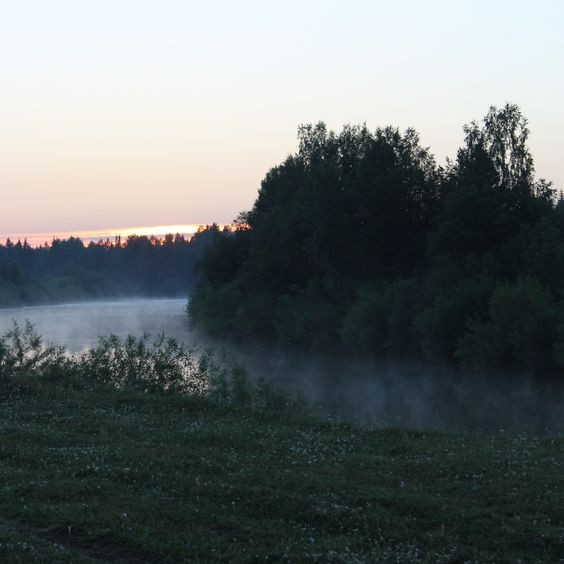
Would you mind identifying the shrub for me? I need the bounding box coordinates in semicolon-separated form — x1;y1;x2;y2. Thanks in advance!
414;278;493;361
0;322;296;414
341;280;420;358
80;334;213;395
275;291;341;351
0;320;69;380
341;284;392;356
455;278;557;372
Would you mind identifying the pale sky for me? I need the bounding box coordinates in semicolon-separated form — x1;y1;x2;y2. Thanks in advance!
1;0;562;235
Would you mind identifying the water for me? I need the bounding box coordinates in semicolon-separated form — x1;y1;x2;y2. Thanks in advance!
0;299;192;351
0;299;562;433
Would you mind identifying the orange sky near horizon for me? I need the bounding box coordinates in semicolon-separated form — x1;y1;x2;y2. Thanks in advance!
0;2;562;235
0;223;232;248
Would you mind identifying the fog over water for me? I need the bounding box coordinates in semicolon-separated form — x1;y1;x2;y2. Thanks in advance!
1;299;562;434
0;299;192;351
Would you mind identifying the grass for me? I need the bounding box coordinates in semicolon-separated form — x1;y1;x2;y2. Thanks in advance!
1;373;564;563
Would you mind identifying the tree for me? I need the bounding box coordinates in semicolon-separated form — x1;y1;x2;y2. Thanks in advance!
462;103;533;190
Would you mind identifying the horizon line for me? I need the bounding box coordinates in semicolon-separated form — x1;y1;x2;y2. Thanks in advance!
0;223;232;248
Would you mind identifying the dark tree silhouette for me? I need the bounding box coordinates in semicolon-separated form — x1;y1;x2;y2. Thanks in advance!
0;227;224;306
190;105;564;376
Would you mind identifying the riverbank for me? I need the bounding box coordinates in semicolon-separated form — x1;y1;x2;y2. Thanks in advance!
1;376;563;562
2;304;564;433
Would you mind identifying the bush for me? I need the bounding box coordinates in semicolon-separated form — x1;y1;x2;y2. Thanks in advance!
341;284;392;356
275;291;341;351
80;334;224;395
549;301;564;369
455;278;557;372
0;320;69;380
341;280;420;358
414;278;493;361
0;322;296;414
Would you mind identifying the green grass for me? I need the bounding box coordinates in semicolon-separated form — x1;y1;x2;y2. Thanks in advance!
1;376;564;563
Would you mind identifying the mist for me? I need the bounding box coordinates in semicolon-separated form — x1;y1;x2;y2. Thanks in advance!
234;346;564;434
1;298;562;435
0;299;192;352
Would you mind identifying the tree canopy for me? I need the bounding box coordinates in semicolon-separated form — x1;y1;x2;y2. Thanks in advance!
0;228;222;306
189;104;564;377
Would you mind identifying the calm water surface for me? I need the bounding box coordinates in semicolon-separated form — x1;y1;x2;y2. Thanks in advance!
0;299;192;351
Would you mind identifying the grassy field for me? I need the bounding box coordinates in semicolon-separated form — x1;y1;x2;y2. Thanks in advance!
0;375;563;563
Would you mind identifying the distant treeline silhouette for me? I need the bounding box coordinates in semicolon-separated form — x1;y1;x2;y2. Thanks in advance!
189;104;564;375
0;229;222;306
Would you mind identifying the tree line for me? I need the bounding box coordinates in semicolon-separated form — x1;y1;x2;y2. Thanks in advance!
189;104;564;376
0;229;221;306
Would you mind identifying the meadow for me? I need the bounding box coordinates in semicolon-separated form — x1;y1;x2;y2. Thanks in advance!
0;325;563;562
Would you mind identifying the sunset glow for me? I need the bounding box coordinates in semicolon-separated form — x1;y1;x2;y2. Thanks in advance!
0;224;232;248
0;1;562;235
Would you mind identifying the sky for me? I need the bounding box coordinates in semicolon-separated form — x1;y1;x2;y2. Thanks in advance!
1;0;563;240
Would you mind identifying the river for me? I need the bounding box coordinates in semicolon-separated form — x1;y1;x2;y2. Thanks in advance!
0;299;562;433
0;299;192;351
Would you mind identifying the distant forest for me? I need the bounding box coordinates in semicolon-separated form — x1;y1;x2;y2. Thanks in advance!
189;104;564;375
0;229;221;306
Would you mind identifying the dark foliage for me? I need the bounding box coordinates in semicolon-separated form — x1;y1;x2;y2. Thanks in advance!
190;104;564;376
0;227;225;306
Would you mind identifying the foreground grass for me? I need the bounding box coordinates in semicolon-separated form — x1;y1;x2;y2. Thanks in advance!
0;378;563;562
